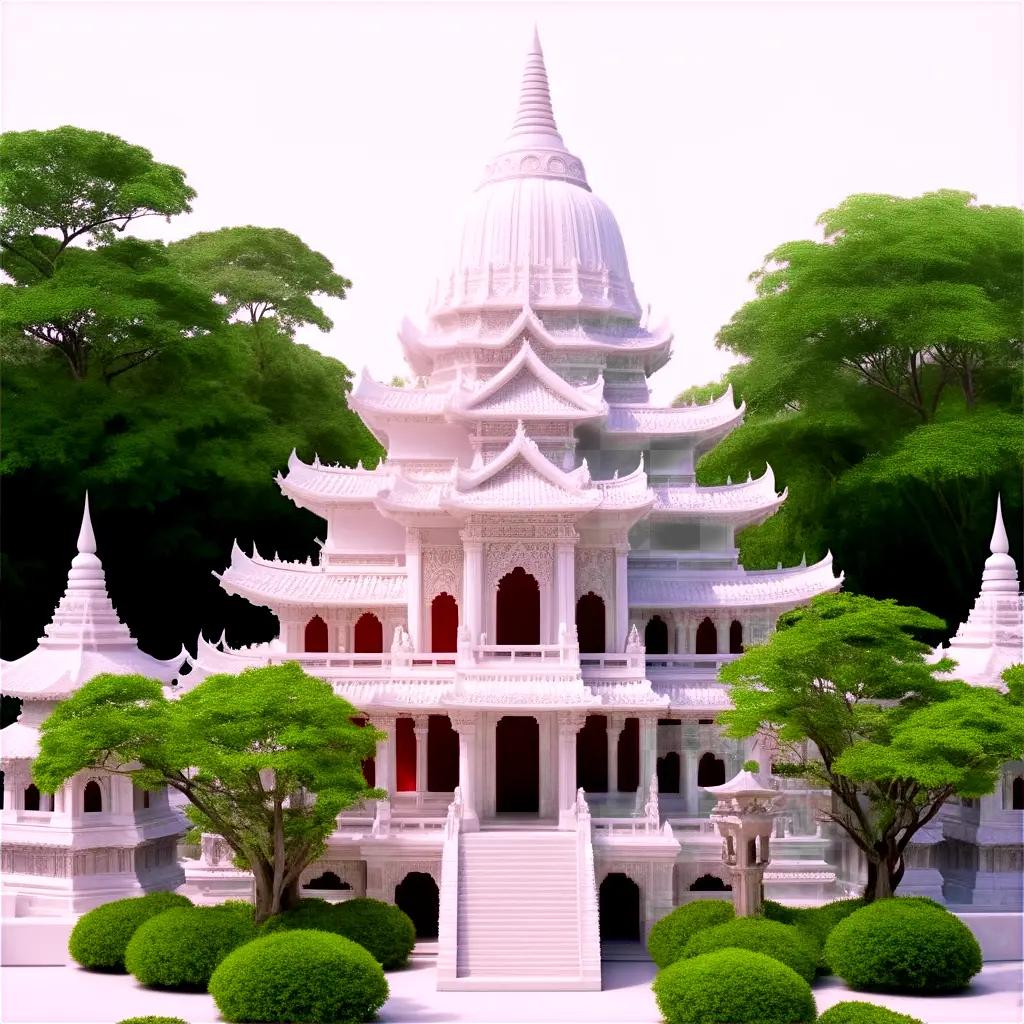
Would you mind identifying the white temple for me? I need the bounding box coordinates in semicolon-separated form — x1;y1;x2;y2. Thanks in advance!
182;32;844;990
0;498;186;961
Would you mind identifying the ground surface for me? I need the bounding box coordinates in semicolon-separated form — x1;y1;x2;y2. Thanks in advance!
2;960;1022;1024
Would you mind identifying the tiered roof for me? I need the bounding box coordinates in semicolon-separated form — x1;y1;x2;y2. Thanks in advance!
650;465;786;530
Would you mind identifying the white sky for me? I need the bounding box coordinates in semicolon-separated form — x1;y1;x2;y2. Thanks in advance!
3;0;1021;403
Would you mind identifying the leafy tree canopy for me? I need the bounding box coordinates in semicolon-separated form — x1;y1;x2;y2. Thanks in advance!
32;665;384;921
719;593;1024;900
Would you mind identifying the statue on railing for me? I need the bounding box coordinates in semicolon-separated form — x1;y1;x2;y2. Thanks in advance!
574;787;590;821
445;786;464;838
626;623;643;651
643;772;660;831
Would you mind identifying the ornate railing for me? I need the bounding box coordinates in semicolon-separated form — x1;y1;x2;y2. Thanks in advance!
436;787;463;985
573;789;602;986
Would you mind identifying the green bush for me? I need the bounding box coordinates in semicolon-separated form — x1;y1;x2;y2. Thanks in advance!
647;900;734;968
652;948;816;1024
825;898;982;993
115;1018;190;1024
762;897;866;971
817;1003;925;1024
262;897;415;969
209;930;388;1024
681;917;819;983
125;904;257;989
68;892;193;971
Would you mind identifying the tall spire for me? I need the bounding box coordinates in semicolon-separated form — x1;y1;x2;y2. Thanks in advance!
77;491;97;556
990;494;1009;555
508;27;563;145
981;493;1018;594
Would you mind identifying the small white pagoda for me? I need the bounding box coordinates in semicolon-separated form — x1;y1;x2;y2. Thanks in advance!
187;31;842;989
1;498;186;961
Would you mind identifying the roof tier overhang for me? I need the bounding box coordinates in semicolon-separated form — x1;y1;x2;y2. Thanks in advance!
277;450;392;514
649;465;787;530
601;386;745;449
628;552;843;610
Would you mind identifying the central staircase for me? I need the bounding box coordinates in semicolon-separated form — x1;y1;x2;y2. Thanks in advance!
439;828;601;990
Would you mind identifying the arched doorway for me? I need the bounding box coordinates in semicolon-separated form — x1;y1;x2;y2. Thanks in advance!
354;612;383;653
1013;776;1024;810
695;617;718;654
729;620;743;654
618;717;640;792
24;784;41;811
427;715;459;792
396;871;439;939
645;615;668;655
396;717;416;792
690;873;732;892
83;780;103;813
431;593;458;653
496;567;540;645
599;873;641;941
576;714;608;793
304;615;328;653
697;752;726;788
495;716;539;813
576;592;606;653
657;751;681;794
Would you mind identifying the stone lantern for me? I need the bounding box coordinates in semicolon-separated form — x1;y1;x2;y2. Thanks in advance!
704;769;783;916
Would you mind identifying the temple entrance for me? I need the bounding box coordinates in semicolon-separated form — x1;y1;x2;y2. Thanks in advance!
576;592;606;653
395;872;439;939
599;873;641;941
645;615;668;655
395;717;416;792
495;715;539;813
354;612;383;653
431;593;458;652
695;617;718;654
576;714;608;793
427;715;459;792
496;567;540;645
304;615;328;653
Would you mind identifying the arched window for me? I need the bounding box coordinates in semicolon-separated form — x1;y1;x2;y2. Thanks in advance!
576;592;606;653
83;780;103;813
599;873;641;941
697;752;726;788
645;615;668;655
729;620;743;654
431;593;458;653
354;612;383;653
304;615;328;653
1013;776;1024;811
304;871;351;891
695;617;718;654
689;873;731;892
24;784;41;811
496;568;540;645
657;751;681;794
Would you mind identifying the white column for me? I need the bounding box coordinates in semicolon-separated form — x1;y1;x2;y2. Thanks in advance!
557;711;587;828
405;529;422;650
686;616;698;654
606;713;625;795
714;614;729;655
639;715;658;794
462;540;484;643
673;614;685;655
613;544;629;652
451;713;479;831
413;714;430;805
369;714;397;796
555;542;575;638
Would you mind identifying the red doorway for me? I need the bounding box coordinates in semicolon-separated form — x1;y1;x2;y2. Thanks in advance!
576;592;606;653
496;567;540;645
427;715;459;792
396;717;416;792
354;612;383;653
431;593;458;652
696;617;718;654
304;615;328;652
495;716;539;812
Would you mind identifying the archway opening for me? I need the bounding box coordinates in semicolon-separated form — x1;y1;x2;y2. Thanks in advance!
354;612;383;653
396;717;416;792
431;592;458;653
576;714;608;793
396;871;439;939
599;873;641;941
1013;776;1024;811
304;615;328;653
696;617;718;655
24;784;41;811
645;615;668;655
576;592;606;654
496;568;540;645
304;871;351;891
697;752;726;788
427;715;459;792
729;620;744;654
690;873;732;892
83;780;103;813
617;717;640;792
657;751;681;794
495;715;539;813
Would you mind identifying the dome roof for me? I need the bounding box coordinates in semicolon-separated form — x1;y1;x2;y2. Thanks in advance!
428;31;640;321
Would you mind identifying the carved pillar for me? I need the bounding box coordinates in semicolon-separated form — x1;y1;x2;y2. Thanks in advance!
405;529;422;651
606;713;626;795
686;616;698;654
639;715;658;797
369;714;397;796
557;711;587;828
451;713;479;831
673;615;685;655
555;542;576;639
683;747;699;815
413;714;430;805
613;544;629;652
462;540;483;643
713;614;729;655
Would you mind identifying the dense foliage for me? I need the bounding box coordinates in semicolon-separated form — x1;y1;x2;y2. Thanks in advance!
124;904;257;989
680;917;818;983
720;595;1024;899
262;897;416;969
817;1004;925;1024
33;667;383;921
115;1018;190;1024
652;948;816;1024
67;892;192;971
0;126;379;687
824;898;982;993
761;898;865;969
681;191;1023;632
646;900;734;968
208;930;389;1024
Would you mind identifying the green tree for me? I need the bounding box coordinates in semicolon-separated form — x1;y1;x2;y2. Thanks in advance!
32;665;384;922
719;593;1024;901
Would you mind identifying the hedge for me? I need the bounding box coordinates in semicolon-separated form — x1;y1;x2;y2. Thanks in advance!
681;917;819;983
115;1018;190;1024
647;900;734;968
817;1003;925;1024
762;897;866;971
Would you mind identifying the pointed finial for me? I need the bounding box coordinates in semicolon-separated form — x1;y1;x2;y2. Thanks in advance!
509;26;563;143
78;493;96;555
991;494;1009;555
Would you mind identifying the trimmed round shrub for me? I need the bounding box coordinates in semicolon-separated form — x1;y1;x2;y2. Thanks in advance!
647;899;734;968
116;1018;190;1024
681;917;819;983
263;897;415;969
825;898;982;993
817;1003;925;1024
68;892;193;971
209;929;389;1024
762;897;866;971
125;904;257;989
653;948;816;1024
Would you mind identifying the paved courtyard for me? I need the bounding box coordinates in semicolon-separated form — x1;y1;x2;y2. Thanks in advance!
2;959;1021;1024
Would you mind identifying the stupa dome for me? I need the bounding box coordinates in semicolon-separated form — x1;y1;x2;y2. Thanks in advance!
428;31;641;322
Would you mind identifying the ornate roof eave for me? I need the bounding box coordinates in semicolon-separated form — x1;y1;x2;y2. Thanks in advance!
277;449;392;512
648;465;788;528
605;385;745;443
581;456;655;528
